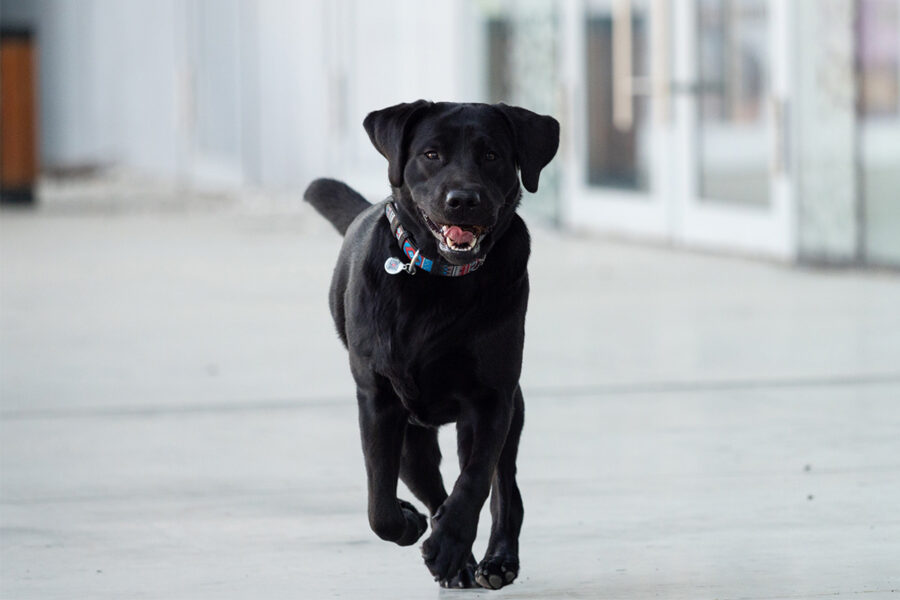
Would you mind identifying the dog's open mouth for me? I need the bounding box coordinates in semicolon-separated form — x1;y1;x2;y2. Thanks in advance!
420;210;490;254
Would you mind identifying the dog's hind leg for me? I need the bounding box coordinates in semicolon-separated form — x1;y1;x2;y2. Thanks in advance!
356;371;428;547
475;386;525;589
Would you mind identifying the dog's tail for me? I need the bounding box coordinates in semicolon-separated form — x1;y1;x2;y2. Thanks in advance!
303;178;372;236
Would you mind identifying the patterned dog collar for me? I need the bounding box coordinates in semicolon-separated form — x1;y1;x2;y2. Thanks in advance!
383;201;485;277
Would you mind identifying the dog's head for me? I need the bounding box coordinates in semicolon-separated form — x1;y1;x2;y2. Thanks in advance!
364;101;559;266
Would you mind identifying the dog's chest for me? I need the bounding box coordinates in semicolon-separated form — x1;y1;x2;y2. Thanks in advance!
371;296;482;425
396;350;482;425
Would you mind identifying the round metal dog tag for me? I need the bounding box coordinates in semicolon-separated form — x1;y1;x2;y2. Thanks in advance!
384;256;404;275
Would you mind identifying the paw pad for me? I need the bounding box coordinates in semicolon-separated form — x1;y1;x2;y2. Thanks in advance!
474;559;518;590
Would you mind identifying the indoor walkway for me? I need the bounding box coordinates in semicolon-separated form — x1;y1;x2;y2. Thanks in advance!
2;180;899;599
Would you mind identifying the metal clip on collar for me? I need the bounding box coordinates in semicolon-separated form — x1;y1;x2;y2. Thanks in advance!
384;249;420;275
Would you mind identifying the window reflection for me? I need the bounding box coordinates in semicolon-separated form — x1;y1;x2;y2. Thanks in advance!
857;0;899;117
696;0;770;206
857;0;900;264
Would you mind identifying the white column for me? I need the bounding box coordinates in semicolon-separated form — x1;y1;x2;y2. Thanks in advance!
792;0;859;263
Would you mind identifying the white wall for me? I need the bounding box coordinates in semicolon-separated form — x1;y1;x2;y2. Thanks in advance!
1;0;184;175
331;0;482;196
93;1;185;177
253;0;328;188
1;0;486;195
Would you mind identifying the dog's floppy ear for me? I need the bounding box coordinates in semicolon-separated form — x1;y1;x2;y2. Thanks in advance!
495;104;560;193
363;100;432;188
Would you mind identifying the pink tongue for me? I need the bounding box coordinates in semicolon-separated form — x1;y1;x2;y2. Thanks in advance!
445;226;475;246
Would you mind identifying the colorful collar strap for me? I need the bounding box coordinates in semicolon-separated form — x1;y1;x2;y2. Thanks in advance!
383;201;485;277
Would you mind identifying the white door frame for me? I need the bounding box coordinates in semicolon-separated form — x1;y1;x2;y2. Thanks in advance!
560;0;673;239
672;0;795;258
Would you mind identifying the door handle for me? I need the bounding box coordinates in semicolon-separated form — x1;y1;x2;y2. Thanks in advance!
613;0;672;128
612;0;634;131
772;96;789;176
650;0;670;124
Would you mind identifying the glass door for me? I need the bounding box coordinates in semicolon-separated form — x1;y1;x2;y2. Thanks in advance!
562;0;673;237
672;0;793;257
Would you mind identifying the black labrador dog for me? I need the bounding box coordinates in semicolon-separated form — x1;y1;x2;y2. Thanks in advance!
304;101;558;589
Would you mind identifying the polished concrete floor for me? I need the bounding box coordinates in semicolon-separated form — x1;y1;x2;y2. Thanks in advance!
2;184;899;598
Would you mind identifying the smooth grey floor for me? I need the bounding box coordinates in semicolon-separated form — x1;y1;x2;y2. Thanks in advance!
2;182;899;599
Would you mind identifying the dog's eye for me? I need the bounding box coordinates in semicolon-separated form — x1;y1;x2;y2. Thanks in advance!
424;151;440;160
485;151;497;161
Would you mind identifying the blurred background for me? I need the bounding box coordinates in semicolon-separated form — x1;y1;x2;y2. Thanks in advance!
2;0;899;265
2;2;900;598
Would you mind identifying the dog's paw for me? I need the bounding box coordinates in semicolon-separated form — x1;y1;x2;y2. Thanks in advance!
438;554;478;589
421;523;475;582
395;499;428;546
475;556;519;590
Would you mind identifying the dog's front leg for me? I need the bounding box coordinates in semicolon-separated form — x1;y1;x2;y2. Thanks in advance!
356;373;428;547
475;386;525;589
421;394;513;582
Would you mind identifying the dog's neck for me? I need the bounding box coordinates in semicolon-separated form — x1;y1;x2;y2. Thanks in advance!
383;200;486;277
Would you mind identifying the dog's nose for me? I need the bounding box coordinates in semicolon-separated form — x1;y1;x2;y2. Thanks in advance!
445;190;481;210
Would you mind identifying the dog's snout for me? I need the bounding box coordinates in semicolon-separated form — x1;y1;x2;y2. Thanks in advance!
445;190;481;210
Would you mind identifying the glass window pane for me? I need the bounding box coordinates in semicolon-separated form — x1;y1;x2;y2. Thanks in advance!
486;18;514;104
696;0;770;206
857;0;900;265
585;11;651;191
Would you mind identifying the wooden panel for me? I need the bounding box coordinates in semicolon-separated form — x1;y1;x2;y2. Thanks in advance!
1;34;38;189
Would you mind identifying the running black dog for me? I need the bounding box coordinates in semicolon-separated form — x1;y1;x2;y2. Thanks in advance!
304;101;558;589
